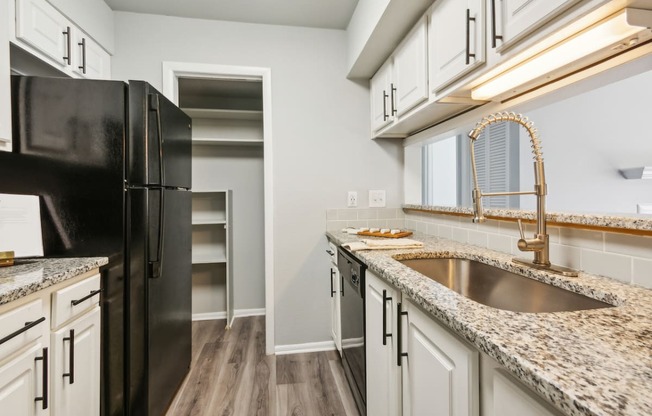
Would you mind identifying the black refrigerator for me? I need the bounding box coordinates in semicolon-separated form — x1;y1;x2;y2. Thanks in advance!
0;76;192;416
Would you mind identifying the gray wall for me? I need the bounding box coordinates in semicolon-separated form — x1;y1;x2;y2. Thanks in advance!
515;64;652;214
111;12;404;346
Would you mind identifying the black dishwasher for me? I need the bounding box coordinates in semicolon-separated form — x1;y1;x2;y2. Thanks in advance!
337;246;366;416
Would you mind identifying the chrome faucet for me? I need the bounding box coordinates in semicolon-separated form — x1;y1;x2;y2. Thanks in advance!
468;112;578;277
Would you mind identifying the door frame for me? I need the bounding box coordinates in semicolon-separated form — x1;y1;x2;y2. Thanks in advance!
161;62;275;355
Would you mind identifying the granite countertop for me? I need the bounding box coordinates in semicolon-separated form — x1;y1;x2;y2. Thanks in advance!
403;204;652;233
0;257;109;306
326;231;652;416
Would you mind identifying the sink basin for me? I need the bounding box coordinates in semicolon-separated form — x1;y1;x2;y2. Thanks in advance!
398;258;612;313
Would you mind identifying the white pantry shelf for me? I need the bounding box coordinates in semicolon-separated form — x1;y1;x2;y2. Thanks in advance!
192;138;263;146
182;108;263;120
192;254;227;265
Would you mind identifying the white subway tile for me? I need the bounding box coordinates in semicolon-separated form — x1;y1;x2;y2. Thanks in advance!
438;225;453;239
604;233;652;259
468;230;488;248
560;228;604;250
370;220;389;229
547;227;561;243
357;209;377;220
632;258;652;289
326;220;348;231
459;219;478;230
499;221;520;237
378;208;398;220
581;249;632;283
417;221;428;233
396;209;405;218
387;219;406;229
549;243;581;270
326;209;338;220
452;228;468;243
479;220;502;235
405;220;417;230
488;234;512;254
347;220;369;228
337;209;358;221
427;224;438;236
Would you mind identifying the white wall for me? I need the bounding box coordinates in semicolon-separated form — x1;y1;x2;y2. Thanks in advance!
516;68;652;214
111;12;404;347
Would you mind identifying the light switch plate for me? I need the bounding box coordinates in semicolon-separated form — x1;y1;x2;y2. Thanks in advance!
369;190;386;208
637;203;652;214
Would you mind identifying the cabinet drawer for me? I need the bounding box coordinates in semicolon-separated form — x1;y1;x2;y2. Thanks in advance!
51;274;101;329
0;299;44;360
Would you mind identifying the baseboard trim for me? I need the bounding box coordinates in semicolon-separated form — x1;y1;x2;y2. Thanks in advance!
192;308;266;321
275;340;336;355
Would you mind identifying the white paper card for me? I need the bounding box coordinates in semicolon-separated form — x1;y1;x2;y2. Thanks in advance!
0;194;44;257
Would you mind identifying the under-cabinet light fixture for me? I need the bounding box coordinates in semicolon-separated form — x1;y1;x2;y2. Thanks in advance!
620;167;652;179
472;8;652;100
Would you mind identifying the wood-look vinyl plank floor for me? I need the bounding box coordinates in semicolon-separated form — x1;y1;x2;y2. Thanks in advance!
166;316;359;416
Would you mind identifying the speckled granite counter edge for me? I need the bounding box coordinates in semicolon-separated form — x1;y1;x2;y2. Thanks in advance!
0;257;109;306
326;231;652;416
403;204;652;233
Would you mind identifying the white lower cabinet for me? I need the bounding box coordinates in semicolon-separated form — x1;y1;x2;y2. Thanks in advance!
0;342;48;416
0;270;101;415
401;298;479;416
51;307;100;416
330;264;342;354
365;271;401;416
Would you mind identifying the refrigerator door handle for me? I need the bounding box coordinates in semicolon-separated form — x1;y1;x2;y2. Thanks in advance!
149;93;166;186
149;190;165;279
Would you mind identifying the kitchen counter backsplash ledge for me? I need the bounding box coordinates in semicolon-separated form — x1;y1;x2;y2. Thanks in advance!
403;204;652;233
0;257;109;305
326;230;652;416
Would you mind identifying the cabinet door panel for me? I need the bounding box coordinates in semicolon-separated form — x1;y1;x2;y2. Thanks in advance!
330;266;342;354
501;0;579;49
393;18;428;116
51;307;100;416
0;343;47;416
429;0;485;93
402;299;478;416
365;271;401;416
370;61;393;132
15;0;71;67
72;31;111;80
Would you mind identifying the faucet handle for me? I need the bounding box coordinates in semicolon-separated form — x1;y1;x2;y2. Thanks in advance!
517;219;526;240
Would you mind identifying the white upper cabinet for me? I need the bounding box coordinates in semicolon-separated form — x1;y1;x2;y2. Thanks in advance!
15;0;71;68
72;29;111;80
392;17;428;117
429;0;485;93
370;60;394;132
0;0;12;151
13;0;112;80
497;0;580;51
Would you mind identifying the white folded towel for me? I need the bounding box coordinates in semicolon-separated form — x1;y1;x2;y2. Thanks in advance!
342;238;424;251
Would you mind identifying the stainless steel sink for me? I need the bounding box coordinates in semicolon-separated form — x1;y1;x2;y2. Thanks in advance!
398;258;613;313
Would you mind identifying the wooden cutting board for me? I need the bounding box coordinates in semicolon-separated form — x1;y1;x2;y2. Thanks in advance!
357;230;413;238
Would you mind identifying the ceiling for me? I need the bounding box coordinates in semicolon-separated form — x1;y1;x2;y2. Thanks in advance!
104;0;359;30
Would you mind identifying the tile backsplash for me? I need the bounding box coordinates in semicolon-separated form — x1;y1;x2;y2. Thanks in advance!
405;211;652;289
326;208;405;231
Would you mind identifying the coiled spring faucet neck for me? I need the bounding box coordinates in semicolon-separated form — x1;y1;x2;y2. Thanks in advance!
467;112;577;277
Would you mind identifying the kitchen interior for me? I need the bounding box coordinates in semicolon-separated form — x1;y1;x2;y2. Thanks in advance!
0;0;651;415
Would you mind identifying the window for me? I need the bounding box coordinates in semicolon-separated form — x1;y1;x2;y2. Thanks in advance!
422;123;520;208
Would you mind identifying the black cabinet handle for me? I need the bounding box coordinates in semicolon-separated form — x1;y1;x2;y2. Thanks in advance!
0;316;45;346
326;249;334;256
330;269;336;297
382;90;389;121
491;0;503;48
71;289;102;306
340;274;344;297
78;38;86;74
63;329;75;384
390;83;397;116
465;9;476;65
62;27;71;65
34;347;48;409
382;290;392;346
396;302;408;366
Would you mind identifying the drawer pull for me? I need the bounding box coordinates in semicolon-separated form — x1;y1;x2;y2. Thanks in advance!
0;316;45;346
34;347;48;409
63;329;75;384
71;289;102;306
396;302;408;366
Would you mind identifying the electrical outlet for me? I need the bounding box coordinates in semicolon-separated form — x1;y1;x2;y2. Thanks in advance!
369;190;386;208
347;191;358;207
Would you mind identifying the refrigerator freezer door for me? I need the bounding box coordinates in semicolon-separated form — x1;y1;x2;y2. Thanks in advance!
127;81;192;189
127;188;191;416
